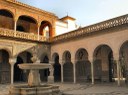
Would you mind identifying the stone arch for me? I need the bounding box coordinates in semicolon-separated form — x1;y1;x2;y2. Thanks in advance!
62;50;71;63
17;11;38;23
17;15;37;33
75;48;88;61
40;53;50;62
0;49;11;84
0;9;14;17
16;51;33;63
93;44;113;58
62;51;73;82
14;51;33;82
119;40;128;52
119;40;128;82
40;53;49;82
18;15;37;23
0;47;12;58
75;48;91;82
39;20;52;38
118;40;128;53
52;53;59;62
15;50;33;61
52;53;61;82
0;9;14;29
93;44;115;82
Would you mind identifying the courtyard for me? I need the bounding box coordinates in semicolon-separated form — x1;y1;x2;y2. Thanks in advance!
0;0;128;95
0;83;128;95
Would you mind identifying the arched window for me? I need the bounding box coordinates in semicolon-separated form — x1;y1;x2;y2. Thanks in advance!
17;15;37;33
0;9;14;29
39;21;52;38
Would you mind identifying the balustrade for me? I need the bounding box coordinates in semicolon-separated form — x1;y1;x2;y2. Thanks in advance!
0;28;48;42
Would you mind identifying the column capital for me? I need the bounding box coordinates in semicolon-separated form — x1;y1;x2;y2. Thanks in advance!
59;59;65;65
88;58;94;64
71;59;76;64
9;58;17;65
37;22;41;27
113;60;119;64
14;16;18;22
113;53;119;61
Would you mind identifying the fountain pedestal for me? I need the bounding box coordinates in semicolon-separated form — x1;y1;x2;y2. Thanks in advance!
28;69;41;86
9;63;61;95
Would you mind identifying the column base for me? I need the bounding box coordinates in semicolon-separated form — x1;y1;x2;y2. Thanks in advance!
114;78;126;86
91;81;94;85
48;76;54;84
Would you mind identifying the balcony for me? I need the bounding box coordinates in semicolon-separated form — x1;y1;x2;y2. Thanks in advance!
0;28;49;42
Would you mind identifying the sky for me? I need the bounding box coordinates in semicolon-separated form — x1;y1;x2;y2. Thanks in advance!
18;0;128;26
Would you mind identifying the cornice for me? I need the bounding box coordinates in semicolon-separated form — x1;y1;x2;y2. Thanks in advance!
52;14;128;43
5;0;57;19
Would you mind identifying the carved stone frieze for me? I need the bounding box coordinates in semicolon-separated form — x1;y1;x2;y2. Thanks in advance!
0;28;49;42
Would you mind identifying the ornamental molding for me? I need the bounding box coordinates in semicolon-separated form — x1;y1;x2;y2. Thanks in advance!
0;28;48;42
52;14;128;43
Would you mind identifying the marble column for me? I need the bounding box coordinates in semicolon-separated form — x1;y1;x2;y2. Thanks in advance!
72;60;76;83
37;23;41;41
14;17;18;37
113;52;121;86
90;59;94;84
9;58;16;85
60;61;64;83
116;60;121;86
14;20;17;31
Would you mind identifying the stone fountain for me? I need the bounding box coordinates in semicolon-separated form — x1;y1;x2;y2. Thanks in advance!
9;55;61;95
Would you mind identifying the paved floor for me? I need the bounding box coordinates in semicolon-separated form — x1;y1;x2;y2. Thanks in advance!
59;83;128;95
0;83;128;95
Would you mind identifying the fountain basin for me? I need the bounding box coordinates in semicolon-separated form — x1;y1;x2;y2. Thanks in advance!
18;63;51;87
9;84;61;95
18;63;51;70
9;63;61;95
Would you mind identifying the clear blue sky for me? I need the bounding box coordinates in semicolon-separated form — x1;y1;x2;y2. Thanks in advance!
18;0;128;26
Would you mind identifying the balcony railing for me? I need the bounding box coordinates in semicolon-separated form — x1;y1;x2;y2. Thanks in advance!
0;28;48;42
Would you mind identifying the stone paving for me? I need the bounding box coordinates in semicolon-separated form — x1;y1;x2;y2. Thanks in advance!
0;84;10;95
59;83;128;95
0;83;128;95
